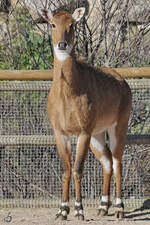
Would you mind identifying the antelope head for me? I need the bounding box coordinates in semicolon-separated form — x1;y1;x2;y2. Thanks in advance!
39;7;85;61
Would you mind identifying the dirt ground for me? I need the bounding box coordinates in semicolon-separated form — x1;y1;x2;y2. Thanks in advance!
0;207;150;225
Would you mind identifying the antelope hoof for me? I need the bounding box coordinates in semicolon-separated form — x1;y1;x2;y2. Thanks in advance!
98;201;111;216
55;206;70;220
97;208;108;216
115;202;124;219
115;211;124;219
74;201;84;220
75;212;84;220
55;213;67;221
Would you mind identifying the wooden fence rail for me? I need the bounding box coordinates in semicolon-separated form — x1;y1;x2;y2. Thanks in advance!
0;69;149;145
0;135;149;146
0;67;150;80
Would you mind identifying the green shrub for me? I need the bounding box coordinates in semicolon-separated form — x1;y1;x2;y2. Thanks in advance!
0;8;53;70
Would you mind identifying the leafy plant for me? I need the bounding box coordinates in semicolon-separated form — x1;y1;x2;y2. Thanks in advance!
0;8;53;69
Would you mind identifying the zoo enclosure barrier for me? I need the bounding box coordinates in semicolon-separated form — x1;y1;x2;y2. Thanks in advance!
0;68;149;209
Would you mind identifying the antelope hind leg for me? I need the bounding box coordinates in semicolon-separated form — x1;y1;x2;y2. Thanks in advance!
90;132;113;216
108;121;128;219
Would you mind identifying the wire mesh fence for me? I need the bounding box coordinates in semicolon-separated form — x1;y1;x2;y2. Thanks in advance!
0;79;149;208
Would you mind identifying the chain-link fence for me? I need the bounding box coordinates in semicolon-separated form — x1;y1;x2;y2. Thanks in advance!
0;79;149;208
0;0;150;210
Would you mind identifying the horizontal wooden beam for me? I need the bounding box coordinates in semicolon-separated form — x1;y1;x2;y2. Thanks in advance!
0;70;53;80
114;67;150;78
0;67;150;80
0;135;149;145
126;135;150;145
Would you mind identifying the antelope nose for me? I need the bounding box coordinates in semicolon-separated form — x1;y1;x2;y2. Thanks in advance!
58;42;67;50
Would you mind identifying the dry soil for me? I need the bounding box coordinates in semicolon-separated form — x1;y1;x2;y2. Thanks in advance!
0;207;150;225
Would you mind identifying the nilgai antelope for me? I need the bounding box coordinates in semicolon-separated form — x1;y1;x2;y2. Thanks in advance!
39;7;132;220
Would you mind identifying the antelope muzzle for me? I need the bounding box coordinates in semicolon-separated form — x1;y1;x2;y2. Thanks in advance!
58;42;68;50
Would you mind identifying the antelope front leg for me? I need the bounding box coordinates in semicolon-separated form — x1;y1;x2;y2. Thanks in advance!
54;131;72;220
73;132;90;220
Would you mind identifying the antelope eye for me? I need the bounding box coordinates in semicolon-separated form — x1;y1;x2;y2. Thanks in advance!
51;23;56;28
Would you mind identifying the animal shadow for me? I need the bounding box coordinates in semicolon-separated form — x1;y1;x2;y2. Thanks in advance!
125;199;150;221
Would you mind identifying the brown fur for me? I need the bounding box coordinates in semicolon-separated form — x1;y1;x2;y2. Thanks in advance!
48;59;131;135
46;9;132;219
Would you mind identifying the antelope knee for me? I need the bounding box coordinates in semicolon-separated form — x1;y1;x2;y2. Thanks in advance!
73;171;82;182
62;169;72;181
100;155;112;174
112;157;122;174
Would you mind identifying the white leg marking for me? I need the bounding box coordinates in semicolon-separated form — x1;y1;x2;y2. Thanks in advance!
61;202;69;207
66;138;71;151
91;133;111;173
74;210;84;216
79;210;84;215
108;122;117;153
101;195;109;202
75;201;82;207
74;201;84;216
58;208;68;216
54;45;73;61
61;210;68;216
90;133;105;153
90;136;104;153
116;198;122;205
115;198;124;212
60;134;71;151
100;156;111;173
112;157;119;174
99;195;109;210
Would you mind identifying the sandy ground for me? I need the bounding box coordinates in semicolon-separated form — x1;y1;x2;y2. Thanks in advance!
0;207;150;225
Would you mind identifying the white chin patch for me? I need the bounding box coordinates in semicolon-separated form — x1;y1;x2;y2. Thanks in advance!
54;45;72;61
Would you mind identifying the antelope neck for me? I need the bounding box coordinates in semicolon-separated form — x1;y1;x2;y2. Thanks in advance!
54;53;77;84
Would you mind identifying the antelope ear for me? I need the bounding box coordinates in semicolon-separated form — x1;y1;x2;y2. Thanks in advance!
38;8;53;22
72;7;85;22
